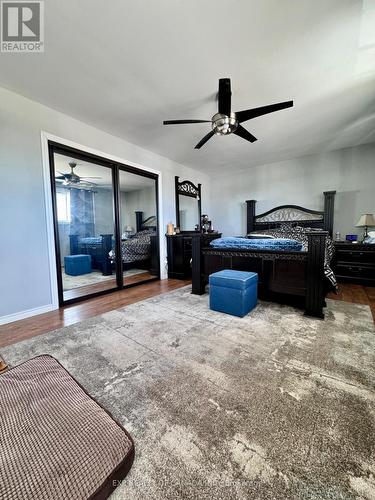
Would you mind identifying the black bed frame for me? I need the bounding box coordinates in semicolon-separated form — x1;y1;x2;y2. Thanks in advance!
69;211;156;276
191;191;336;319
134;211;159;275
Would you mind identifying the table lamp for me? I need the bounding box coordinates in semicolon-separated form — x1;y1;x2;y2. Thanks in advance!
355;214;375;242
122;226;134;239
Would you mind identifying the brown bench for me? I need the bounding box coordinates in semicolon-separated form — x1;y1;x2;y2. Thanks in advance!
0;355;134;500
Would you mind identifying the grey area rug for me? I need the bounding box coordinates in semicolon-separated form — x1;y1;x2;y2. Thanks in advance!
2;287;375;500
62;268;145;290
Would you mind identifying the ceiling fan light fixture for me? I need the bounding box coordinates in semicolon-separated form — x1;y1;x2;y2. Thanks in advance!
55;161;102;187
162;78;293;149
212;112;238;136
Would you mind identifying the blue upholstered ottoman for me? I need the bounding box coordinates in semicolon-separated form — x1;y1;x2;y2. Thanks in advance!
64;254;92;276
209;270;258;317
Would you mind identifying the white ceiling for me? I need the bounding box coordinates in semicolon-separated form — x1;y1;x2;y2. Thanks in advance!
1;0;375;174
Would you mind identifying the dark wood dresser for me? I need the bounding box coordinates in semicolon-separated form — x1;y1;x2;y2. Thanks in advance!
166;233;221;279
332;242;375;286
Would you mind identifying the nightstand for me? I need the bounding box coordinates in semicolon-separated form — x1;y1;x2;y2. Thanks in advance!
166;232;221;279
332;242;375;286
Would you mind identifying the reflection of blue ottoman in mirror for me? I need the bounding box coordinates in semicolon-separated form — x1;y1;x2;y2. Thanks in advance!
64;254;92;276
209;270;258;317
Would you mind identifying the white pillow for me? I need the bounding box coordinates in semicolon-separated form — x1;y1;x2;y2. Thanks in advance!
246;233;275;239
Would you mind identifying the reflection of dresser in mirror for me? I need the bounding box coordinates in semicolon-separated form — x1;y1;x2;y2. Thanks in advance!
167;177;220;279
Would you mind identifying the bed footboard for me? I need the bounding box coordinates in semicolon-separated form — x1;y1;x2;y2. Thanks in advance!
192;231;328;318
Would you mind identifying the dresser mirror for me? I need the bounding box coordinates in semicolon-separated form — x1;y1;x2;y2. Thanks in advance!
175;176;202;231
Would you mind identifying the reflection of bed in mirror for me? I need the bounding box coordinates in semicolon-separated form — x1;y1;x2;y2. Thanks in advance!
69;211;158;276
119;212;158;274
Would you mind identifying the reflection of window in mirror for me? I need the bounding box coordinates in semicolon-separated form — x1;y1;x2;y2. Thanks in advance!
56;190;71;223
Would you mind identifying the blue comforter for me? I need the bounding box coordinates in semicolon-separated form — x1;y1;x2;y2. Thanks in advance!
79;237;107;245
210;237;303;251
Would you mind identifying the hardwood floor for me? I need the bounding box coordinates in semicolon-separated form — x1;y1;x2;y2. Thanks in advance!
0;279;190;349
327;283;375;321
0;281;373;351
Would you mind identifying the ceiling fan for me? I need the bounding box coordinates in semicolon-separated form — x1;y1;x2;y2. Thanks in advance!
163;78;293;149
55;161;101;187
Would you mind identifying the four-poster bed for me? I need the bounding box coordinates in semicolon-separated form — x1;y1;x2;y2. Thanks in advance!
191;191;336;319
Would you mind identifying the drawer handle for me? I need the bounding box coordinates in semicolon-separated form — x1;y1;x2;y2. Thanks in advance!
349;252;363;256
348;267;362;272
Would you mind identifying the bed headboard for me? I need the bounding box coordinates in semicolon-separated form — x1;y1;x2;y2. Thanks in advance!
246;191;336;237
135;211;157;232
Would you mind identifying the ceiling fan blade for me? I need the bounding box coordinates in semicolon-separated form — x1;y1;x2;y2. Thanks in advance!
218;78;231;116
233;125;257;143
55;175;66;180
163;119;211;125
236;100;293;123
80;176;102;179
195;130;215;149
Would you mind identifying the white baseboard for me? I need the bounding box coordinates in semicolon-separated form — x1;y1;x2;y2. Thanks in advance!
0;304;55;326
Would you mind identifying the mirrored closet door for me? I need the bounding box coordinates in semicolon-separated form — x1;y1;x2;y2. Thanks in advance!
51;150;118;303
119;169;159;286
49;142;160;306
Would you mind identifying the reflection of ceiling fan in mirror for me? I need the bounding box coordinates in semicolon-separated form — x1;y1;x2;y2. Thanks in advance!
55;162;102;187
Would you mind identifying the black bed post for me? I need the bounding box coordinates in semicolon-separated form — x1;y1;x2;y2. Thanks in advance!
135;211;143;233
305;231;327;319
69;234;78;255
246;200;256;234
323;191;336;237
175;176;180;229
101;234;113;276
191;234;205;295
198;183;202;230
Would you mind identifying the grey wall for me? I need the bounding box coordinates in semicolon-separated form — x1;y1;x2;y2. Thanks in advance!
209;143;375;238
0;86;210;320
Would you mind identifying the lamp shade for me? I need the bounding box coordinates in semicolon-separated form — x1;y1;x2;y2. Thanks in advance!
355;214;375;227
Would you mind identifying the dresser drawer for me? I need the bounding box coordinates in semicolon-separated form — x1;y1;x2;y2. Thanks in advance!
335;263;375;280
336;248;375;263
183;238;192;251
